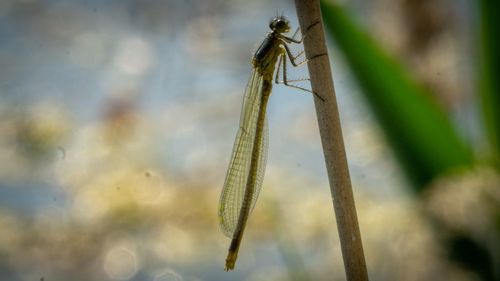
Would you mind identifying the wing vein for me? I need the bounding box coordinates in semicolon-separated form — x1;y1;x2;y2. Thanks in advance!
218;69;269;237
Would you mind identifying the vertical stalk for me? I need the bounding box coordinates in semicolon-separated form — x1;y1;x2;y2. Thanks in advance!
293;0;368;280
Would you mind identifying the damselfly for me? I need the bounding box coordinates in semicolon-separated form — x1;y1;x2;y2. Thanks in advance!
218;15;322;271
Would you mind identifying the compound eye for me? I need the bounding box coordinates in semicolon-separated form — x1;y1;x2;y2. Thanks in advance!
269;17;290;32
269;18;279;30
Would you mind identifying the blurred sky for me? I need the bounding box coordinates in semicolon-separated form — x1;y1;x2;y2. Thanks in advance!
0;0;410;199
0;1;483;281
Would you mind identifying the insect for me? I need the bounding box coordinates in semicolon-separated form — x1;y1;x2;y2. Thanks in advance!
218;15;322;271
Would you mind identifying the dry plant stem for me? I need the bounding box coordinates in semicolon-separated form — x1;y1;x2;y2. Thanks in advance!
293;0;368;280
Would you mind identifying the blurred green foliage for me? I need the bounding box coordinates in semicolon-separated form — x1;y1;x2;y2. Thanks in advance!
320;1;474;190
478;0;500;169
320;1;499;280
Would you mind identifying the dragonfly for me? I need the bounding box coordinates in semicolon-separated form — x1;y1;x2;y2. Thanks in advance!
218;15;323;271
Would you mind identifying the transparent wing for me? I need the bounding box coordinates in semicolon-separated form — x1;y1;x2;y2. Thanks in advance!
218;69;269;237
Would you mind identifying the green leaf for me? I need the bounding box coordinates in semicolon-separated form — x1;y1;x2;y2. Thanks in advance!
320;1;473;190
478;0;500;169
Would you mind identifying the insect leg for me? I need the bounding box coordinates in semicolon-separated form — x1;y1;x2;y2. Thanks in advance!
275;53;325;101
282;21;321;43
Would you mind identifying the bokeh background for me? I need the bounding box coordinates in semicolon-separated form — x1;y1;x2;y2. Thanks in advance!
0;0;498;281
